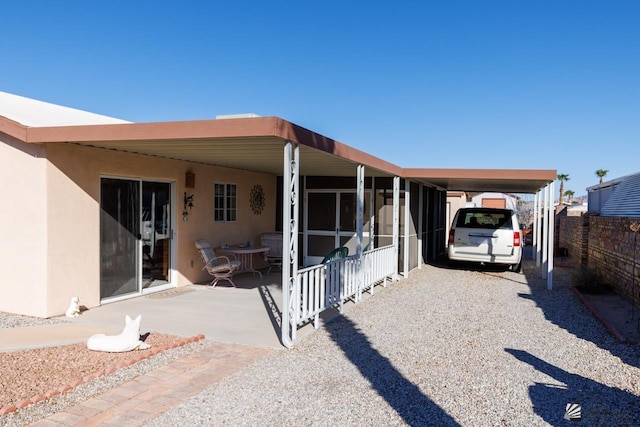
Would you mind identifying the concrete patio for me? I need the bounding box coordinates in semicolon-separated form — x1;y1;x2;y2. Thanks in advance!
65;272;287;348
64;269;353;349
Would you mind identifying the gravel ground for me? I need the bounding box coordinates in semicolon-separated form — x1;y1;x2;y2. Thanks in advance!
148;261;640;427
0;312;69;329
0;312;215;427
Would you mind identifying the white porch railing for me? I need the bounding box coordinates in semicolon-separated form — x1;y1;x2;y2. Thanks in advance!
294;244;395;330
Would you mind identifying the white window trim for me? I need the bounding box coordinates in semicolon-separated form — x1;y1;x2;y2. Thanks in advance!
214;182;237;222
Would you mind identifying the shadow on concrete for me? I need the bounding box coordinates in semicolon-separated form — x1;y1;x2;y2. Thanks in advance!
327;315;460;426
506;348;640;425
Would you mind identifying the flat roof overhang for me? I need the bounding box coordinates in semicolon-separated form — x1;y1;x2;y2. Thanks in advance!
404;168;557;194
3;115;556;192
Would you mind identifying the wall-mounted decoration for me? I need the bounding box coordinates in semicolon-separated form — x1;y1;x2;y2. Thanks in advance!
185;171;195;189
250;185;265;215
183;192;194;221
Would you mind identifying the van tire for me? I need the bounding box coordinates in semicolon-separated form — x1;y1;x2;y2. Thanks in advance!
510;260;522;273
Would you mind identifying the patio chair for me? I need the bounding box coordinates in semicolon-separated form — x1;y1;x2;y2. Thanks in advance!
260;232;283;274
321;246;349;264
195;239;241;288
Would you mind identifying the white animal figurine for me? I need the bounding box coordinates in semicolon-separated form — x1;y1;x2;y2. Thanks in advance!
65;297;81;317
87;314;151;352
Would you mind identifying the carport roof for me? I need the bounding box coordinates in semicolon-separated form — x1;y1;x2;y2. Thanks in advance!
1;113;555;193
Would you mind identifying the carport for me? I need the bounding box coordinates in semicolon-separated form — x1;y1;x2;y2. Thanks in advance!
18;115;557;346
405;167;557;288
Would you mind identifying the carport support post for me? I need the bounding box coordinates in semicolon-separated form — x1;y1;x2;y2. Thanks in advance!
393;176;400;281
281;141;299;348
403;179;410;277
533;190;539;263
356;164;365;301
536;189;543;266
546;181;555;290
370;177;375;250
418;183;423;269
542;184;549;280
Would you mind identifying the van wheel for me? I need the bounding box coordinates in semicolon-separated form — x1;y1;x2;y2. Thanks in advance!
510;260;522;273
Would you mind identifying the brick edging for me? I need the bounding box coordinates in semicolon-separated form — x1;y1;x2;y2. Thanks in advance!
571;287;629;344
0;334;206;416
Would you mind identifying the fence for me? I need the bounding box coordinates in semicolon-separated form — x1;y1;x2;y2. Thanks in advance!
295;245;395;329
558;214;640;308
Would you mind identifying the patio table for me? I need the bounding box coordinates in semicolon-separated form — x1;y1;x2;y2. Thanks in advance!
219;245;270;279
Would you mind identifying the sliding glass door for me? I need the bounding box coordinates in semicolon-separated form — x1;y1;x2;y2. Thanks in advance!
100;178;173;300
141;182;171;290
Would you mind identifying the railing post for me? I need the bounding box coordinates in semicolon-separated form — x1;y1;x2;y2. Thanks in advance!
281;141;299;348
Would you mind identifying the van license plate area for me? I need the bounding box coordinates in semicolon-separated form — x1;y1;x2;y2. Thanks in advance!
470;236;489;245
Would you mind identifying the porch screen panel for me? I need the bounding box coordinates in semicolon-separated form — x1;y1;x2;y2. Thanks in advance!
339;193;356;232
308;193;336;231
308;235;336;258
100;178;140;299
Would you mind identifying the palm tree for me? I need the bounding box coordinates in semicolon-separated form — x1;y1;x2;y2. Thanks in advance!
564;190;575;203
557;173;570;204
595;169;609;183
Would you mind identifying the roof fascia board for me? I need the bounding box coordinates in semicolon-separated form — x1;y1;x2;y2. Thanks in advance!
276;120;403;176
26;116;283;144
25;115;404;177
0;116;28;141
403;168;557;181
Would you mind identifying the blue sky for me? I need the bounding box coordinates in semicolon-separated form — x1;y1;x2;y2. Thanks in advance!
2;1;638;197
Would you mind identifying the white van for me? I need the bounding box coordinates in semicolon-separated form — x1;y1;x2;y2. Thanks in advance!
448;207;522;272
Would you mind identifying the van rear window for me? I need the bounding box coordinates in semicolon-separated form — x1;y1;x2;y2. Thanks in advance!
456;211;511;229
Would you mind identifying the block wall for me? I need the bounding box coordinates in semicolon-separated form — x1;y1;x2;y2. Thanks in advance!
557;215;589;265
587;216;640;307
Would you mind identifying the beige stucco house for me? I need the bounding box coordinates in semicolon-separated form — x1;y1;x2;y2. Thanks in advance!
0;91;557;326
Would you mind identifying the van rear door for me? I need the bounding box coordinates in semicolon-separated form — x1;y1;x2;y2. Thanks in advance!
453;210;514;256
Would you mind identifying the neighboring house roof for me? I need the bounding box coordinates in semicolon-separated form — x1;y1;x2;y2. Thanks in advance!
0;91;130;127
599;171;640;217
0;91;556;193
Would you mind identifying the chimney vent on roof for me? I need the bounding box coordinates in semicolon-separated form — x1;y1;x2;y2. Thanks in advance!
215;113;261;119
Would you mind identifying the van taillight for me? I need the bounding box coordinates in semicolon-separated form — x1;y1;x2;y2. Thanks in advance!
448;229;455;244
513;231;521;247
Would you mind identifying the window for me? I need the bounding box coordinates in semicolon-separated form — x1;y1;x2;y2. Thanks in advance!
214;183;237;222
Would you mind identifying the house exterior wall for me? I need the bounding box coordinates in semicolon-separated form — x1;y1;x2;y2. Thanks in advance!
0;134;49;316
5;141;276;317
470;192;517;210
